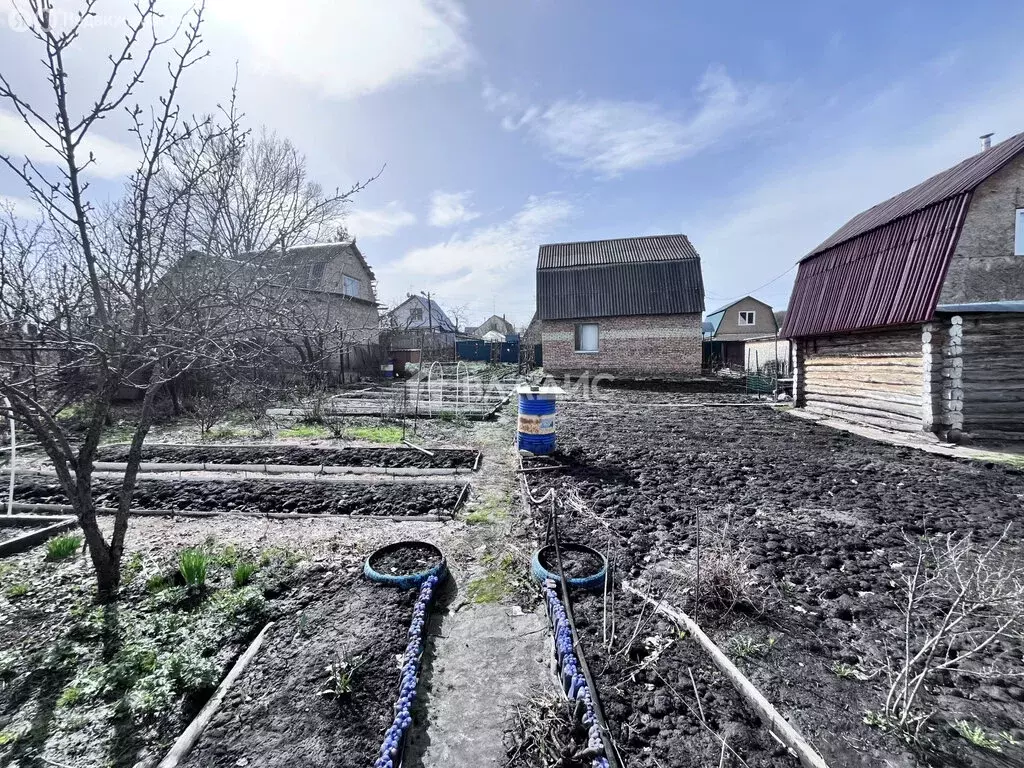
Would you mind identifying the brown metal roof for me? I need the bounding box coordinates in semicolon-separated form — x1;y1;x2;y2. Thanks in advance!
537;233;699;269
808;131;1024;257
784;132;1024;338
783;194;971;338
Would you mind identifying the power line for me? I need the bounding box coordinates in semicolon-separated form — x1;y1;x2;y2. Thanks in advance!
706;263;797;310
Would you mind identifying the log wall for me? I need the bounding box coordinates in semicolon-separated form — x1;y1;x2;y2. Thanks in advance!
959;313;1024;442
800;326;926;433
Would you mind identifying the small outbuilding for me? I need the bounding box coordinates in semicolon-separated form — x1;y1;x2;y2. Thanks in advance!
536;234;705;377
784;132;1024;442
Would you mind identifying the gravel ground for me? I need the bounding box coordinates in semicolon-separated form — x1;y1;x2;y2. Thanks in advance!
521;393;1024;768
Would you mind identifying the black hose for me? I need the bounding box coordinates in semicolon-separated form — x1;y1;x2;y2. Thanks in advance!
549;496;622;768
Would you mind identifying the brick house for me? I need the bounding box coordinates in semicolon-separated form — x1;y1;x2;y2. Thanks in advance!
784;132;1024;442
703;296;778;369
536;234;705;377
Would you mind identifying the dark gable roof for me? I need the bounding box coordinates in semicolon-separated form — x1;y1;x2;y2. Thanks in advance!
537;233;699;269
784;132;1024;338
537;234;704;321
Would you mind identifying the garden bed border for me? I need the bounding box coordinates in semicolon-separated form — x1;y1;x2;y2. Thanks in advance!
0;515;77;557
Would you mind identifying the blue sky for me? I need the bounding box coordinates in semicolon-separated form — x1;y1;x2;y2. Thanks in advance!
3;1;1024;327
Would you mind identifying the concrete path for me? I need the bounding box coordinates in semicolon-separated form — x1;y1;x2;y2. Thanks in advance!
408;595;548;767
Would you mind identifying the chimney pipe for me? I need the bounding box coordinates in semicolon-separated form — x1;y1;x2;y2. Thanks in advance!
980;133;994;151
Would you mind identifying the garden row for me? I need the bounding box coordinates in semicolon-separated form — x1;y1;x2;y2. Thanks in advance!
522;394;1024;767
10;475;468;518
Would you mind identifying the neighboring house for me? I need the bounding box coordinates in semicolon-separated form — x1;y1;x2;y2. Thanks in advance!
536;234;705;377
382;294;459;353
783;131;1024;442
703;296;778;368
468;314;515;339
481;330;506;342
166;240;380;383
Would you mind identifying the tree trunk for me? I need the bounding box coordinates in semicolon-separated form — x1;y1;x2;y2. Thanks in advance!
76;486;120;601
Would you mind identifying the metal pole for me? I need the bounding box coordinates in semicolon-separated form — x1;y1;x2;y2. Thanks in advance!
4;396;15;515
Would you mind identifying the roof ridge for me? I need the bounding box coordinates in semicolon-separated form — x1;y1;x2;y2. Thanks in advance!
538;232;689;250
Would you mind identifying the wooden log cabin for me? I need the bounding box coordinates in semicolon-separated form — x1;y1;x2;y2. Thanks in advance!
783;132;1024;442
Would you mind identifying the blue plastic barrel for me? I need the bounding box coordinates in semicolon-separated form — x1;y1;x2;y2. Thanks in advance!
518;390;557;454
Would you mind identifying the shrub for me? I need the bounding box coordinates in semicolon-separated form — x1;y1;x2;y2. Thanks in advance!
233;562;257;587
146;573;170;594
46;534;82;561
178;549;208;589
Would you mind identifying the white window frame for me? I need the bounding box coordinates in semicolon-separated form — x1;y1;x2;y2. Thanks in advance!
738;310;756;326
342;274;361;298
1015;208;1024;256
409;307;424;322
574;323;600;353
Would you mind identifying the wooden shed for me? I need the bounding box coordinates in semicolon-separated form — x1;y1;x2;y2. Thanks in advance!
783;132;1024;442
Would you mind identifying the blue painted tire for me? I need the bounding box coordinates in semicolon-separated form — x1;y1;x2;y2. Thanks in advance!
531;543;607;591
364;541;448;589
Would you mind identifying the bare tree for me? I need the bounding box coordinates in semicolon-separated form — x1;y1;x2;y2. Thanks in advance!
0;1;369;600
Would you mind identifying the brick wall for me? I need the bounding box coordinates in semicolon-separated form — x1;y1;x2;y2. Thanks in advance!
540;314;702;377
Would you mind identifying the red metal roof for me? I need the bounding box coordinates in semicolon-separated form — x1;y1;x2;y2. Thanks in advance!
783;194;971;338
784;132;1024;338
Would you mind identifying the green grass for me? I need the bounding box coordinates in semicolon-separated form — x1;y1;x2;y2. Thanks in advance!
5;583;30;599
973;452;1024;470
727;634;776;659
953;720;1003;752
831;661;865;680
56;685;83;708
346;425;403;444
278;423;331;439
178;549;209;589
46;534;82;561
233;562;258;587
465;553;522;604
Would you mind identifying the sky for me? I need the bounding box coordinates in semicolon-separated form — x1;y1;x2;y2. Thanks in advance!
2;1;1024;328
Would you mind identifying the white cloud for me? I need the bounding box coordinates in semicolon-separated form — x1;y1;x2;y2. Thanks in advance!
375;195;574;323
0;193;41;219
345;201;416;238
0;109;138;180
485;66;772;177
427;190;479;227
209;0;472;99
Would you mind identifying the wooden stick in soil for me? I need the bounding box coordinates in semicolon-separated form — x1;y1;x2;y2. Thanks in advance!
156;622;275;768
622;583;829;768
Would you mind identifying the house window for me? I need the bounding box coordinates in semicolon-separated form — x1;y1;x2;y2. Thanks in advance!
738;310;756;326
574;323;599;353
1015;209;1024;256
343;275;361;297
409;307;424;322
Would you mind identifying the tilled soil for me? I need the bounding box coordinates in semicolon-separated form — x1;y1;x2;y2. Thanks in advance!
572;591;797;768
12;476;466;517
369;542;442;576
0;525;43;543
184;566;417;768
538;546;604;578
524;396;1024;767
94;444;479;469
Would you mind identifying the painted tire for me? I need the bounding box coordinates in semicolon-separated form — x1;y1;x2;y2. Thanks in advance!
531;543;607;591
364;540;448;589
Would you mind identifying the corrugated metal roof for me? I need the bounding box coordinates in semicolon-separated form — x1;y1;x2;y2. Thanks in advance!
537;260;704;321
783;194;971;338
537;234;699;269
809;132;1024;257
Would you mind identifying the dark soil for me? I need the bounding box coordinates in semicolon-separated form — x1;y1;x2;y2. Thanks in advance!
0;525;42;543
12;476;467;517
369;543;442;576
538;545;603;578
184;567;416;768
522;395;1024;767
94;444;479;469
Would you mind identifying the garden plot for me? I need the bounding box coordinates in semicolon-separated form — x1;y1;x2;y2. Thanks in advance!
10;475;468;518
0;527;307;768
0;515;77;557
93;443;480;472
182;569;419;768
523;394;1024;767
